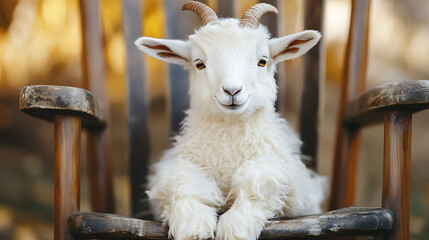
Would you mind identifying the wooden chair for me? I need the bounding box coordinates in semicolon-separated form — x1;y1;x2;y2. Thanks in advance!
19;0;429;239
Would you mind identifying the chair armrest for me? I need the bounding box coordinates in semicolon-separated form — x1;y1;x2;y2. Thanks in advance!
345;80;429;126
19;85;105;129
70;207;393;239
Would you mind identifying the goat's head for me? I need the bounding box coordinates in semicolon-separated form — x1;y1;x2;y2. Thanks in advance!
135;1;320;119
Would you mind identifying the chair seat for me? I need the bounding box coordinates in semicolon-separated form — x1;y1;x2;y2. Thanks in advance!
70;207;393;239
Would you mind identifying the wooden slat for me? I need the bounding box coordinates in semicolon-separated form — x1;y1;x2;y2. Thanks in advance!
122;0;152;219
217;0;236;18
273;0;287;117
330;0;370;210
70;207;393;239
165;0;199;135
54;115;81;240
71;212;166;240
382;111;412;240
345;80;429;126
79;0;115;213
258;0;281;114
261;207;392;238
19;85;104;128
299;0;325;170
258;0;278;38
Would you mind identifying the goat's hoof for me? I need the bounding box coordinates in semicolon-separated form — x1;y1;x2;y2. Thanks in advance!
216;208;264;240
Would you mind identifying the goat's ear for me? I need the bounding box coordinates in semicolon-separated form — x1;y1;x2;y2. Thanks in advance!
135;37;191;65
269;30;321;62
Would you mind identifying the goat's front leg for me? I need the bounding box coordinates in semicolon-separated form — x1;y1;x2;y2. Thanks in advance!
216;157;291;240
148;159;224;240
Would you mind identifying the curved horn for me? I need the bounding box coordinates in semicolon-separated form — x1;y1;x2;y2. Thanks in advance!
240;3;278;28
182;1;219;26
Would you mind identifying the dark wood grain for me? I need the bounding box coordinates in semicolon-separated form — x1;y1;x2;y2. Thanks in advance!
330;0;370;210
70;212;167;240
261;207;393;238
299;0;325;170
54;115;81;240
345;80;429;126
122;0;152;219
70;207;393;239
19;85;104;129
382;111;411;240
79;0;115;213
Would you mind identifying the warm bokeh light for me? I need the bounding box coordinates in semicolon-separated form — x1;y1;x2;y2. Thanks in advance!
0;0;82;90
143;0;167;99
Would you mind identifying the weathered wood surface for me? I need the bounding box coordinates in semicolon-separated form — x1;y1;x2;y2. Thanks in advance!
345;80;429;126
382;111;412;240
299;0;325;171
70;207;393;239
261;207;393;238
54;115;81;240
71;212;167;240
330;0;370;210
19;85;104;129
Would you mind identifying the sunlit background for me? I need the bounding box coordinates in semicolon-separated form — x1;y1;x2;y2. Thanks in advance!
0;0;429;239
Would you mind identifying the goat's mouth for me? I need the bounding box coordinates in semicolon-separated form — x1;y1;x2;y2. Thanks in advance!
215;96;250;113
221;102;241;110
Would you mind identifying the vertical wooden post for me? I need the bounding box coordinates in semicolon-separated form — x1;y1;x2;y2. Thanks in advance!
258;0;278;37
383;111;411;240
217;0;236;18
258;0;281;113
122;0;152;219
79;0;115;213
275;0;287;115
54;115;81;240
330;0;370;210
165;0;199;135
299;0;325;170
330;127;361;208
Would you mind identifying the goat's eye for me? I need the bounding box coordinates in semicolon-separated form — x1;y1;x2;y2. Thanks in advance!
258;59;267;67
195;61;206;70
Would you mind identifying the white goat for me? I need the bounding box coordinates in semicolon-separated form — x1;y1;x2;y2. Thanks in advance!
135;2;326;240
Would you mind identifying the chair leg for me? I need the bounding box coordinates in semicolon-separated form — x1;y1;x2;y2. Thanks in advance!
54;115;81;240
382;111;411;240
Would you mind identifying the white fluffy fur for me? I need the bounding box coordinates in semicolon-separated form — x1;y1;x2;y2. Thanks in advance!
136;18;326;240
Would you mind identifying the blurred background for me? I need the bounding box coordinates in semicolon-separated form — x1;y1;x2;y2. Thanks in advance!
0;0;429;239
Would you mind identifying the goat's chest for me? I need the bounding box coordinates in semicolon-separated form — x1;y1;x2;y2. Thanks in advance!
177;120;275;194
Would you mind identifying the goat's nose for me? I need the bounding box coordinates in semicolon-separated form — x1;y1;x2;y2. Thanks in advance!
223;87;242;96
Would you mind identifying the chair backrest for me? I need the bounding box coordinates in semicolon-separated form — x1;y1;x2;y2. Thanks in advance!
121;0;325;218
79;0;367;219
330;0;370;210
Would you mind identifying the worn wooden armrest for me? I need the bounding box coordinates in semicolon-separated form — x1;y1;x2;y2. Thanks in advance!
345;80;429;126
70;207;393;239
19;85;105;129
